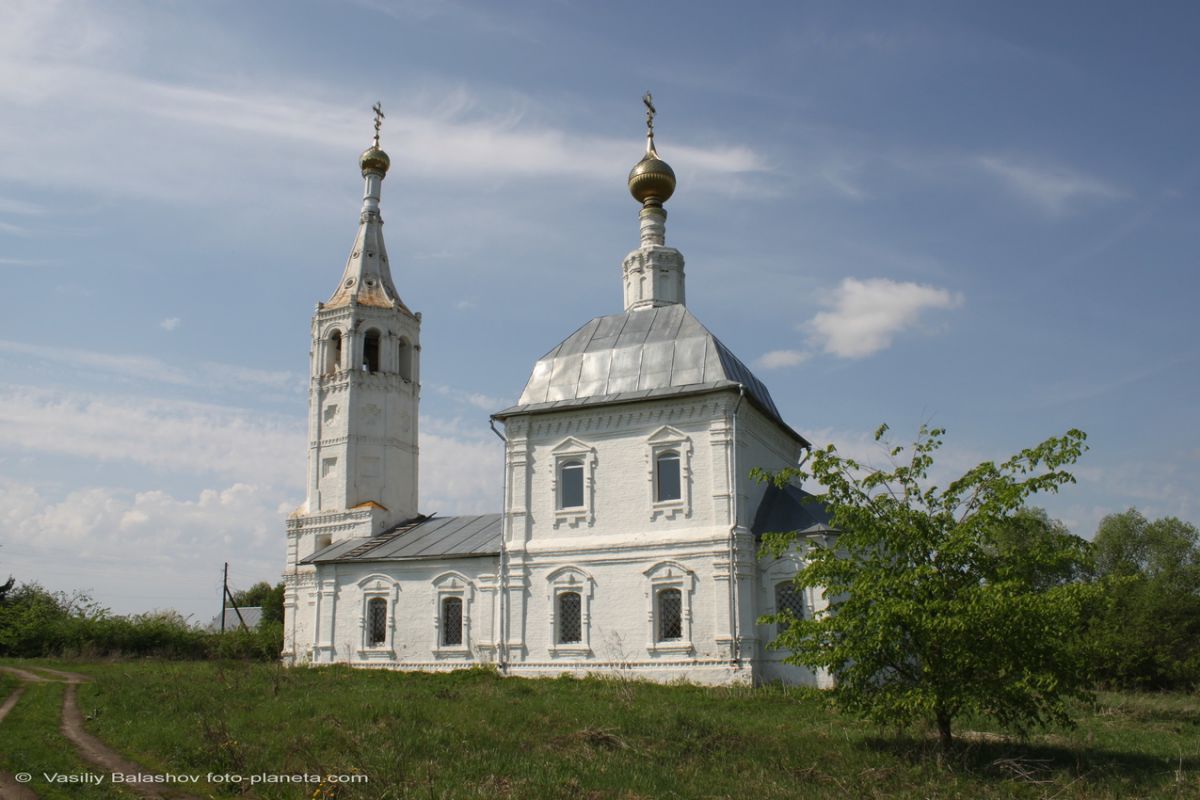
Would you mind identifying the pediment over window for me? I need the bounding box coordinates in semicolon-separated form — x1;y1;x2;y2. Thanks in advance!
551;436;593;456
643;560;695;582
432;571;474;591
546;565;593;586
647;425;688;446
356;573;398;590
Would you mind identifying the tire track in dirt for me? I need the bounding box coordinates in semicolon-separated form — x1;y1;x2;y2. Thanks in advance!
0;679;40;800
0;666;201;800
55;671;201;800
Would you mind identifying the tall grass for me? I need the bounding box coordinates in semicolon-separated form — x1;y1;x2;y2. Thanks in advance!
34;661;1197;800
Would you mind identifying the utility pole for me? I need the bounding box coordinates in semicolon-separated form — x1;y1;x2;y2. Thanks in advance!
220;561;249;633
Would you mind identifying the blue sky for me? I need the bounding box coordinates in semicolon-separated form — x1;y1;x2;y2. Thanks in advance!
1;0;1197;622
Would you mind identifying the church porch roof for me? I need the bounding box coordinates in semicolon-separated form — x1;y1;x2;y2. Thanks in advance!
302;514;501;564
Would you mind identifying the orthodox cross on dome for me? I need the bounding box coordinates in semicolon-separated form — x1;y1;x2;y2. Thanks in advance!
372;101;385;147
642;91;656;151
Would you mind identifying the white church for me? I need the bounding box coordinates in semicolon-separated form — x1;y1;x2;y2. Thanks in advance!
281;103;833;686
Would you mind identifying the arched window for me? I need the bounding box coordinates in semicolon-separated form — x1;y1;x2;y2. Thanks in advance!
657;588;682;642
366;597;387;646
655;450;681;502
362;329;381;373
775;580;805;636
324;331;342;375
558;459;584;509
397;337;412;381
557;591;582;644
441;596;463;646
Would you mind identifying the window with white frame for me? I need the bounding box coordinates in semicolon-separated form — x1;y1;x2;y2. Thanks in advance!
356;574;398;656
441;597;463;646
657;588;682;641
558;592;581;643
643;561;695;654
558;460;584;509
366;597;387;646
774;580;805;637
547;566;594;656
432;572;473;656
655;450;681;502
551;438;596;528
645;426;692;521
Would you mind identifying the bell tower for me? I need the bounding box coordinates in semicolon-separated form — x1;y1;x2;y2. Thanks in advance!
299;105;421;542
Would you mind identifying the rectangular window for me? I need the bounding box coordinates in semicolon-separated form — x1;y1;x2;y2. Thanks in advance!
775;581;805;637
657;588;682;641
559;460;584;509
367;597;387;646
655;452;681;502
558;592;582;644
442;597;463;646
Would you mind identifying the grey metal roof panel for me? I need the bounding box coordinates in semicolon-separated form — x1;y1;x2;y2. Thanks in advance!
302;514;502;564
506;305;804;443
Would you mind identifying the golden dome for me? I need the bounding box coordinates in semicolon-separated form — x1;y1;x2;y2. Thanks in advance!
360;145;391;175
628;150;676;207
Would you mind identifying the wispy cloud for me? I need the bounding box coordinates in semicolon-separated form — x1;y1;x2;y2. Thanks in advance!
159;317;181;332
430;383;506;411
755;349;811;370
975;155;1120;216
0;384;304;485
0;3;768;208
808;277;962;358
0;340;301;396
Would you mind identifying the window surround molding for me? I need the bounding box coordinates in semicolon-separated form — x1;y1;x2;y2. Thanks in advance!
645;426;693;521
761;559;812;647
643;561;696;655
545;566;595;657
431;571;474;658
355;573;399;659
550;437;597;529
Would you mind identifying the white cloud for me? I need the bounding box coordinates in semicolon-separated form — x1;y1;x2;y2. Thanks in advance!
159;317;181;332
0;477;291;619
809;277;963;358
976;155;1120;216
0;384;304;485
755;349;811;370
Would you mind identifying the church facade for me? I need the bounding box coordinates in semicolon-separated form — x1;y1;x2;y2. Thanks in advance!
281;106;833;686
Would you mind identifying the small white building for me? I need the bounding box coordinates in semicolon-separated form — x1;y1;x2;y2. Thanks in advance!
281;108;833;686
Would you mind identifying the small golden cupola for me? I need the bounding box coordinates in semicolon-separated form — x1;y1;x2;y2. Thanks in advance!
621;93;686;311
628;92;677;210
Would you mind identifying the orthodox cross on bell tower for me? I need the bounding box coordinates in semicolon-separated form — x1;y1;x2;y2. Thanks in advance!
372;101;385;147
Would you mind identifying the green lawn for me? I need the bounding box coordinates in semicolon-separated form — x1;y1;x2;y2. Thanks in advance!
3;659;1198;799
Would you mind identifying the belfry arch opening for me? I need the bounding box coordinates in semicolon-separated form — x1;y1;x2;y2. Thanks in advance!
362;329;381;373
397;337;413;381
324;330;343;375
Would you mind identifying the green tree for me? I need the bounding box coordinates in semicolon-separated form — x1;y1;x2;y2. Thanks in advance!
756;425;1099;751
230;581;286;626
1088;509;1200;689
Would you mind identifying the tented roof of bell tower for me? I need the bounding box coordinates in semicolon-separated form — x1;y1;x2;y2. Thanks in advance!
494;304;807;445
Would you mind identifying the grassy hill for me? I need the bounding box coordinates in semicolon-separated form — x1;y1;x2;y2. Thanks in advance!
2;660;1197;799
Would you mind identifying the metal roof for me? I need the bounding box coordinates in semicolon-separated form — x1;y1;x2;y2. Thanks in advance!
493;305;806;444
751;483;834;540
302;514;502;565
207;606;263;632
